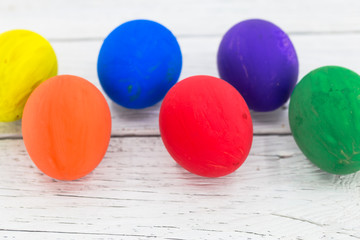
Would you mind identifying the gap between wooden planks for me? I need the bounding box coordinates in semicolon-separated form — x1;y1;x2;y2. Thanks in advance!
0;136;359;239
1;0;360;39
1;33;360;138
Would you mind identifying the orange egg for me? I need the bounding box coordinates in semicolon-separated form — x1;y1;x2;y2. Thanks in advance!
22;75;112;180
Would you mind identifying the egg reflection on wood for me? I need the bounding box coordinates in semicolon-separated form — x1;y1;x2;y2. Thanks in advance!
22;75;112;181
217;19;299;112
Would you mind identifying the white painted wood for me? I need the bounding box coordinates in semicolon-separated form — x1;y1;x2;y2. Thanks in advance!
1;1;360;239
0;136;359;239
1;34;360;137
0;0;359;40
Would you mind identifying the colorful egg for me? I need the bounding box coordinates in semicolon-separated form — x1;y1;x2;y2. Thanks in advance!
159;75;253;177
217;19;298;112
0;29;57;122
289;66;360;175
97;19;182;109
22;75;111;180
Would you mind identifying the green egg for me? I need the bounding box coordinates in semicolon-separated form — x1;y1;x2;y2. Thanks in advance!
289;66;360;175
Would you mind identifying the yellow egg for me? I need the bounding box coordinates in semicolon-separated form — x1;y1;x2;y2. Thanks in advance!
0;30;57;122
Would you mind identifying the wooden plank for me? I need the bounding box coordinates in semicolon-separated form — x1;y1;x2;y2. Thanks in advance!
1;1;359;239
1;34;360;138
0;136;359;239
0;0;360;39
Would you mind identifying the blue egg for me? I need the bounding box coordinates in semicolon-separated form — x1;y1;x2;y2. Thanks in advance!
97;19;182;109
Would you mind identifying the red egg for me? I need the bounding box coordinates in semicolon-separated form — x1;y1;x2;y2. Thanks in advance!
159;75;253;177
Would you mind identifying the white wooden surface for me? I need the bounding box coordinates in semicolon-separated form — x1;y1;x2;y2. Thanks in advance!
0;0;360;239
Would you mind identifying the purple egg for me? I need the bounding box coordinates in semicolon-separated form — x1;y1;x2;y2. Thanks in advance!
217;19;299;112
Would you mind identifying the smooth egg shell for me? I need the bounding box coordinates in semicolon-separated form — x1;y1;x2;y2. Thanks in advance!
22;75;112;180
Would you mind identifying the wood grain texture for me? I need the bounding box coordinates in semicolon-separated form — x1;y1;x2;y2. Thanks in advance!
1;1;360;239
1;136;359;239
1;34;360;138
0;0;359;40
